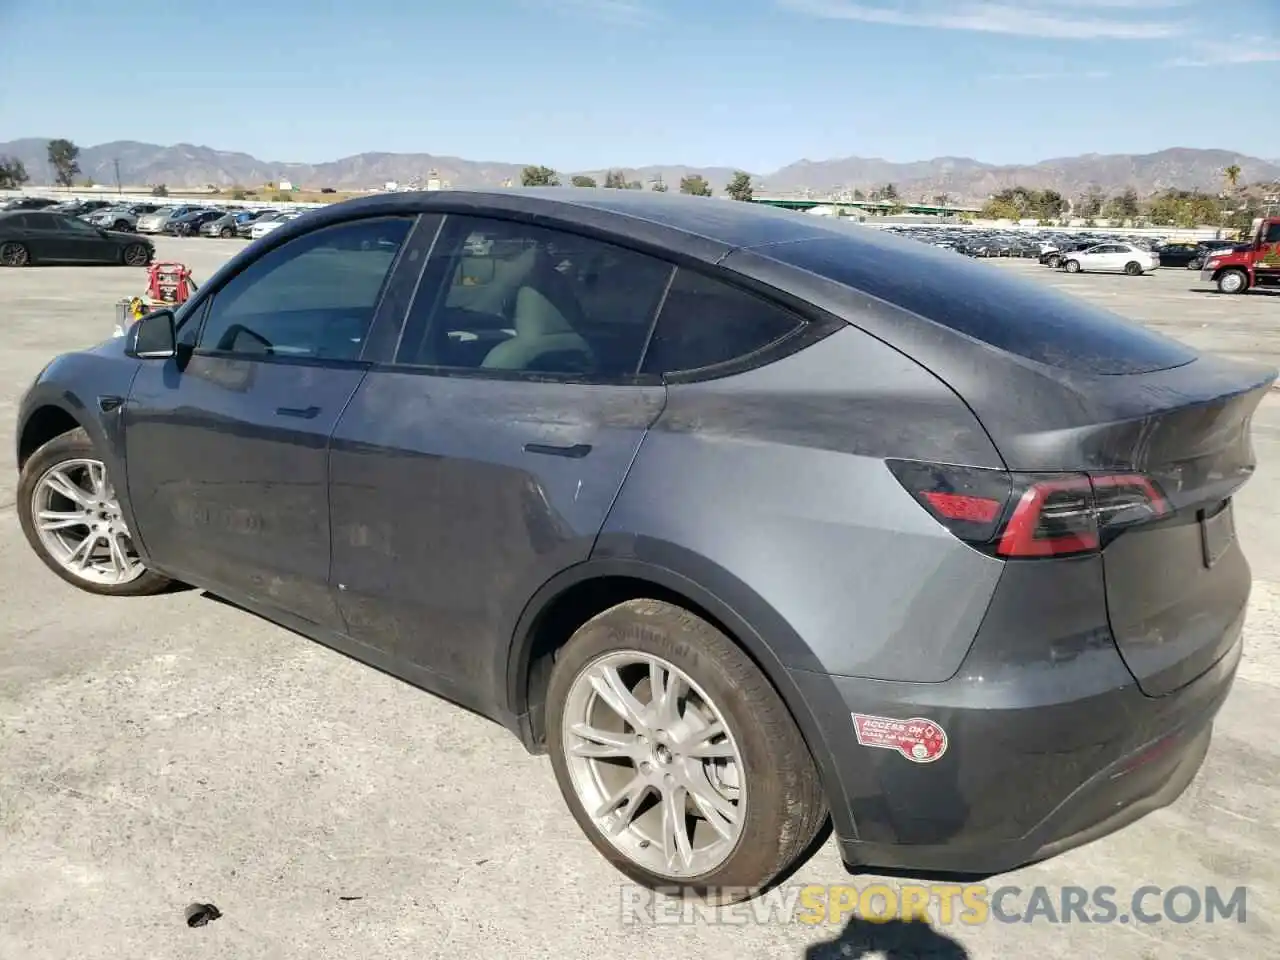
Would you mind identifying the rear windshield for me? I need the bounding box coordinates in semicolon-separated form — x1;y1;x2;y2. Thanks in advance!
764;235;1197;375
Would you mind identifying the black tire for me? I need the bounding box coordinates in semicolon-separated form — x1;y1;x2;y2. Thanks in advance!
1046;254;1062;268
122;243;150;267
112;220;131;231
1064;259;1081;273
220;227;234;238
546;599;826;902
1217;269;1249;295
17;428;174;597
1124;261;1143;276
1;241;30;267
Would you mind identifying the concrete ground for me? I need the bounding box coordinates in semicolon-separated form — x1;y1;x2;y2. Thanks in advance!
1;240;1278;959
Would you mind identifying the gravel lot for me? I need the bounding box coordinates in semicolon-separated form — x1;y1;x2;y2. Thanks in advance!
1;239;1278;960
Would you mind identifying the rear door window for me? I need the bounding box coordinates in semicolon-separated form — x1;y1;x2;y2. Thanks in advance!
764;235;1197;375
640;269;804;375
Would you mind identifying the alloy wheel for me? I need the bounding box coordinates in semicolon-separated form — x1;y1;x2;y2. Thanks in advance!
561;651;745;878
123;244;149;266
1;242;29;266
30;458;145;585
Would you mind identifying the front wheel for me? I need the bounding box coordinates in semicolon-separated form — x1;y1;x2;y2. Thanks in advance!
1217;269;1249;294
1064;259;1081;273
1124;261;1143;276
220;227;234;238
17;429;174;596
122;243;150;267
546;600;826;903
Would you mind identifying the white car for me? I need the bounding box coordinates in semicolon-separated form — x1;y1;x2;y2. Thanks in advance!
1061;242;1159;276
249;211;301;240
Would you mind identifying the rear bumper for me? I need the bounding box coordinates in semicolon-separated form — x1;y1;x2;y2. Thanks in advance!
789;559;1242;877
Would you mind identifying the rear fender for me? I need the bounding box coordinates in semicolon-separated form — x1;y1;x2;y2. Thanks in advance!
502;547;860;842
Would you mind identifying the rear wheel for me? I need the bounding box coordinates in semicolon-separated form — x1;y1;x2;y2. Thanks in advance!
1046;254;1062;268
1064;259;1081;273
17;429;174;596
220;226;234;238
122;243;150;267
112;220;131;231
546;600;826;903
1124;261;1143;276
1217;269;1248;294
1;241;30;267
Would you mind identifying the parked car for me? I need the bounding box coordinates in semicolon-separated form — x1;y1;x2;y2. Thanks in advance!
0;209;154;266
164;209;225;236
237;210;282;238
202;209;266;238
13;191;1274;900
84;203;162;232
1155;242;1202;268
249;210;301;239
1060;242;1159;275
0;197;61;211
135;206;199;234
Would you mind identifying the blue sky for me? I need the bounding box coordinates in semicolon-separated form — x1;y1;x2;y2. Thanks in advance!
1;0;1277;172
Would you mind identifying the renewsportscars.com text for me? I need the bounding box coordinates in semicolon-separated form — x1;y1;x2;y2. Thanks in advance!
619;883;1248;927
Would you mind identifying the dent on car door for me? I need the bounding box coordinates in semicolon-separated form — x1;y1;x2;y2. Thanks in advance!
327;213;674;706
123;214;419;624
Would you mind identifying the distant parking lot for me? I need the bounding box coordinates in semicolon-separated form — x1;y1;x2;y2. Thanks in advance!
1;238;1278;960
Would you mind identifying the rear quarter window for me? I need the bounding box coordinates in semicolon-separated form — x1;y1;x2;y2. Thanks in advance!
766;235;1198;375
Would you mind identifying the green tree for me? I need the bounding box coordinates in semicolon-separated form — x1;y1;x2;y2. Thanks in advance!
151;184;168;197
603;169;629;189
679;174;712;196
626;180;642;190
1036;189;1065;219
47;138;81;188
1223;164;1241;191
521;165;560;187
725;171;754;202
852;188;865;201
570;174;597;187
881;183;899;200
980;197;1021;220
0;156;29;189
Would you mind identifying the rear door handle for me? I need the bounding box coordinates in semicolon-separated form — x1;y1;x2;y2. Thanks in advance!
276;405;320;419
523;442;592;459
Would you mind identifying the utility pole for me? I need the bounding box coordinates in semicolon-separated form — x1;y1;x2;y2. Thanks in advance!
113;158;122;194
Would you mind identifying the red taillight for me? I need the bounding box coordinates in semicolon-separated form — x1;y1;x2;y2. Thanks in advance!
888;461;1169;559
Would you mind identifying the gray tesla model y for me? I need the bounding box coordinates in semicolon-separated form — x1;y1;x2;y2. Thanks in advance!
14;189;1276;900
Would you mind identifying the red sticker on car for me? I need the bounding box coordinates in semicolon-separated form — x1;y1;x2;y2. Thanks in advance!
852;714;948;763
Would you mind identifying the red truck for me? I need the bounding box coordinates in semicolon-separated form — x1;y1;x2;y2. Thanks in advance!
1200;216;1280;293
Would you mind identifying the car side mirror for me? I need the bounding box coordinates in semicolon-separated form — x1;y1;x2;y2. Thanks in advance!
127;309;177;359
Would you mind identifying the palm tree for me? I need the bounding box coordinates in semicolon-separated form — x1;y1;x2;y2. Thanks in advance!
1223;164;1242;192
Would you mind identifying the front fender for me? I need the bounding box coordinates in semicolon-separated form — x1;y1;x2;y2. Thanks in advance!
17;347;145;549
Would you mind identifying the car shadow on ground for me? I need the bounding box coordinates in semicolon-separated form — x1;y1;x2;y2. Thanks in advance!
803;916;970;958
1187;288;1280;298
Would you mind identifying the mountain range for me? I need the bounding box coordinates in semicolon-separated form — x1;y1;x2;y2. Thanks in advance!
3;138;1278;202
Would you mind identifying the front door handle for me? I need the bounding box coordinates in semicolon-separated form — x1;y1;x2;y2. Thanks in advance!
523;442;592;459
98;395;124;413
276;405;320;419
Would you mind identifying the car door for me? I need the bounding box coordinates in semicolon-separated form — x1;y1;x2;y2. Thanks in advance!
1257;220;1280;283
18;212;79;261
327;213;674;705
123;214;418;627
52;214;119;262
